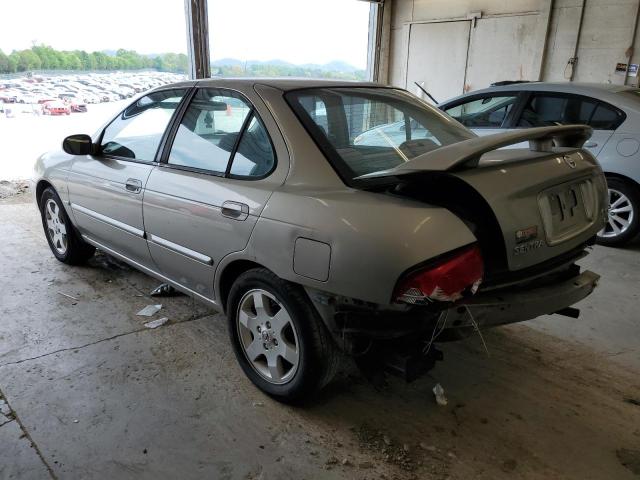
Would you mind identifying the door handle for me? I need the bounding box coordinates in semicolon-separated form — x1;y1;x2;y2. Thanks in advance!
584;142;598;148
125;178;142;193
221;201;249;220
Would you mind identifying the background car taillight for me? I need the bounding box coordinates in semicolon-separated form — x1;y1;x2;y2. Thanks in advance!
394;245;484;305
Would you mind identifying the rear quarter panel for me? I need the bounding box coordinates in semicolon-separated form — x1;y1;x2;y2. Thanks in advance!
244;186;477;305
597;132;640;186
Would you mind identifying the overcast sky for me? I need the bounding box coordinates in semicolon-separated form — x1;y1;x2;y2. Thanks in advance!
0;0;370;68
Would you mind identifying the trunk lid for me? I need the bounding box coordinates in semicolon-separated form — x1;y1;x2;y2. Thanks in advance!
449;148;606;270
360;126;608;272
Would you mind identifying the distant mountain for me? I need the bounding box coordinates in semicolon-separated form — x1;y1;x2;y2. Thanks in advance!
211;57;245;67
302;60;360;73
211;57;362;73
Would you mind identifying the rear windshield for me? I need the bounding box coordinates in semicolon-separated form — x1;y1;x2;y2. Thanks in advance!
285;87;474;185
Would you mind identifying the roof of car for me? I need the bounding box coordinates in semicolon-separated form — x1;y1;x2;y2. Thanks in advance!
440;81;640;112
163;77;382;91
490;81;635;94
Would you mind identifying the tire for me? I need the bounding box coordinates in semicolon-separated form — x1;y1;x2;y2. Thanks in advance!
39;187;95;264
226;268;339;402
596;177;640;247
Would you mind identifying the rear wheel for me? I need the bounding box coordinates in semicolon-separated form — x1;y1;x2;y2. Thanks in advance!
597;178;640;247
227;268;339;402
39;187;95;264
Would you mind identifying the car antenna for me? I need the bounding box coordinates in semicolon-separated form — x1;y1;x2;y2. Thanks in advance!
414;82;438;104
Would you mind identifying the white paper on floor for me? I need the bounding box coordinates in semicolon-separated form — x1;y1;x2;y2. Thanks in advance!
136;304;162;317
144;317;169;329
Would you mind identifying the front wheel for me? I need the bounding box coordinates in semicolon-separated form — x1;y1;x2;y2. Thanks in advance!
597;178;640;247
39;187;95;264
227;268;339;402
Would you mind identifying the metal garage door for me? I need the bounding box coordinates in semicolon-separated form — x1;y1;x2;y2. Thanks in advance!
465;14;541;92
405;13;542;102
406;21;471;103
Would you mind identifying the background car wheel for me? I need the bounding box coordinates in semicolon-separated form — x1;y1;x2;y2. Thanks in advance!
227;268;339;402
596;178;640;247
39;187;95;264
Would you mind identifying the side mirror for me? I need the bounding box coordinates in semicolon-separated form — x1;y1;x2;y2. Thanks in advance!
62;134;93;155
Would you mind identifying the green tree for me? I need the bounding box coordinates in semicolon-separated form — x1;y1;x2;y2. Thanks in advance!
0;50;9;74
14;49;42;71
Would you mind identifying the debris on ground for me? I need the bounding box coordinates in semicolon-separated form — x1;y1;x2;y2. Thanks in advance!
57;291;79;301
420;443;437;452
150;283;183;297
144;317;169;329
252;401;264;407
325;456;339;467
432;383;448;406
356;424;415;471
137;304;162;317
0;180;29;199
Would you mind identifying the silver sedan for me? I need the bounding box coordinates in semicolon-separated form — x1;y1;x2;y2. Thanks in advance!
33;79;606;400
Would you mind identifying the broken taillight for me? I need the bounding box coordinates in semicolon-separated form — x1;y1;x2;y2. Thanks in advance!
394;245;484;304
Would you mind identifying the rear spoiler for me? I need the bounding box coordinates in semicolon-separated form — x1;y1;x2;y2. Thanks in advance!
356;125;593;179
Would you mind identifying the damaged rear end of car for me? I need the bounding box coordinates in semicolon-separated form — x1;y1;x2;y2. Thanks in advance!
278;86;607;382
309;124;604;378
361;126;606;335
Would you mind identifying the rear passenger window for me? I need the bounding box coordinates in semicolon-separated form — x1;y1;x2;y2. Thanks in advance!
444;95;517;128
518;94;597;127
229;116;275;177
169;89;251;173
168;88;276;178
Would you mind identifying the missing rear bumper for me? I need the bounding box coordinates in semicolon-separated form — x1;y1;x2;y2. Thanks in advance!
307;269;599;349
445;270;599;330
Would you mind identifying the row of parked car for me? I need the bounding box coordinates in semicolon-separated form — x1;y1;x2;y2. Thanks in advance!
0;72;185;111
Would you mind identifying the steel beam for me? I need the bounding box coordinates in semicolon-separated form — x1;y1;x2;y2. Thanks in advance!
184;0;211;79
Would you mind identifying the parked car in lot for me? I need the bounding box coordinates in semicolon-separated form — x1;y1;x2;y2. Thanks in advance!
67;99;88;113
439;82;640;246
0;92;17;103
33;79;606;400
42;100;70;116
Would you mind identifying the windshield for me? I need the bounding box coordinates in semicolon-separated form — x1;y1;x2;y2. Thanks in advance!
285;87;474;184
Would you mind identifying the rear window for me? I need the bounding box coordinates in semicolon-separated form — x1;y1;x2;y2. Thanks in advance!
518;93;625;130
285;87;474;185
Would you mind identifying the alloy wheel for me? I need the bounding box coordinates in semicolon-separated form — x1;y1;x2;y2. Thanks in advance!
44;199;68;255
598;188;635;239
236;289;300;385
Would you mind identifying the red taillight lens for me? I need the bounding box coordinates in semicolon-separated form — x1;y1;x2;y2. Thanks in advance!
394;245;484;304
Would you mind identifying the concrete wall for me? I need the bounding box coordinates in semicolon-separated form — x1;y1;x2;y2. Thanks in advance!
384;0;640;93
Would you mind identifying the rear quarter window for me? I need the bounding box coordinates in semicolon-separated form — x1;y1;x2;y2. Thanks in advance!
518;92;625;130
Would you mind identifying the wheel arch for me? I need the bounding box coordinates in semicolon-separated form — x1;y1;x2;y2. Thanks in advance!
35;179;54;207
216;259;268;314
604;171;640;193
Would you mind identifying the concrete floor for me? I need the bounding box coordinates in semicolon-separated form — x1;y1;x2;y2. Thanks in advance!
1;193;639;480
